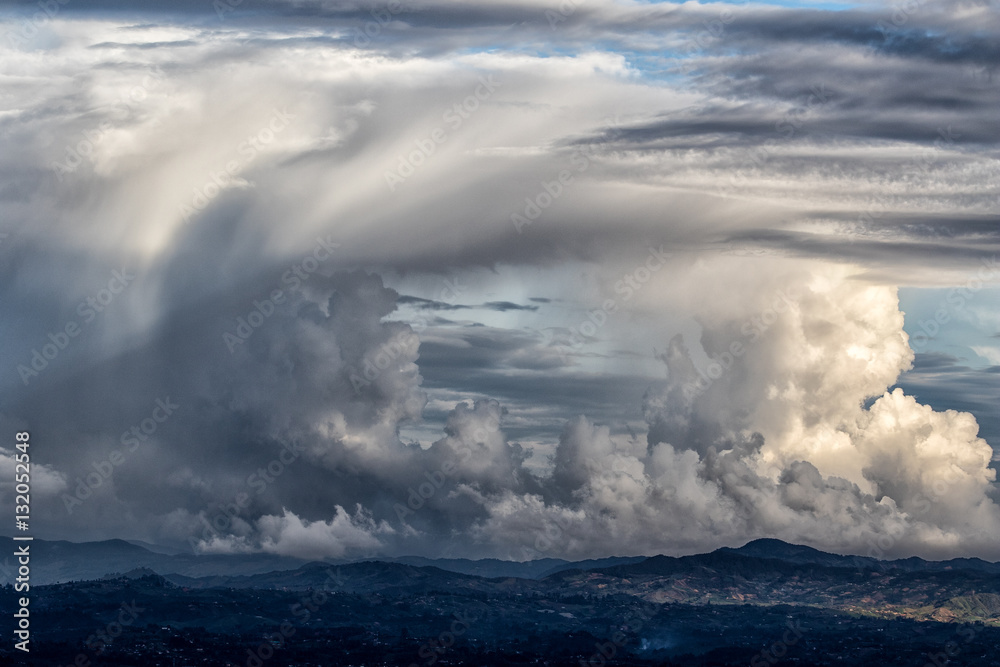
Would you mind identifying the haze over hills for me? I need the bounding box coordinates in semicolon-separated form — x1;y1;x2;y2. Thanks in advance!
5;534;1000;637
3;536;999;666
4;534;1000;587
0;535;650;584
0;536;312;584
105;538;994;626
718;538;1000;574
384;554;648;579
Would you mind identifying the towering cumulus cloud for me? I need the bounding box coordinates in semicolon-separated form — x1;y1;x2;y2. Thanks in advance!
466;261;999;560
156;260;999;561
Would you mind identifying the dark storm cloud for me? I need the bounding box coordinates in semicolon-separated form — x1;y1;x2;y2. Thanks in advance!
836;215;1000;242
0;263;442;548
587;108;1000;148
88;39;200;49
482;300;537;311
578;55;999;149
408;321;652;435
910;351;965;370
396;296;537;312
417;325;560;372
396;295;468;310
706;9;999;63
417;326;649;428
23;0;998;68
714;228;1000;275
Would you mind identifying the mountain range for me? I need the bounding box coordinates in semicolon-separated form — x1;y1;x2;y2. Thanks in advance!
4;535;1000;587
3;536;999;665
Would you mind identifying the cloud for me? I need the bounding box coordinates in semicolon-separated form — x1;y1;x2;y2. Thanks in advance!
972;345;1000;366
463;262;1000;560
482;301;538;312
395;296;538;312
1;0;998;562
397;295;469;311
894;353;1000;457
198;506;393;560
0;447;67;498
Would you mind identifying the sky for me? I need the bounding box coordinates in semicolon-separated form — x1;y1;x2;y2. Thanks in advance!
0;0;998;562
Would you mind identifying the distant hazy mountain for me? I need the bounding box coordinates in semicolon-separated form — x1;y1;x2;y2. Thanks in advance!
0;536;310;584
386;554;646;579
124;539;188;555
717;538;858;567
167;560;522;595
547;547;1000;624
2;535;997;589
148;543;1000;626
718;538;1000;574
10;561;1000;666
385;555;568;578
6;537;999;666
165;555;652;592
